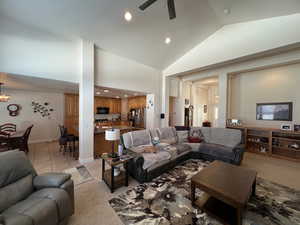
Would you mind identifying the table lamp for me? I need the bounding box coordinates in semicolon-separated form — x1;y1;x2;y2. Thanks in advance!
105;129;120;158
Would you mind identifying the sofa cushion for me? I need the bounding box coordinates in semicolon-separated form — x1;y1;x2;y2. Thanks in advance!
29;188;72;220
0;174;33;213
2;212;33;225
4;196;58;225
130;144;153;154
171;144;191;155
123;130;152;148
149;129;159;140
157;127;177;141
208;128;241;148
177;130;188;143
198;127;210;142
141;151;171;170
183;142;202;152
122;132;132;149
160;137;177;145
198;143;235;161
130;130;152;147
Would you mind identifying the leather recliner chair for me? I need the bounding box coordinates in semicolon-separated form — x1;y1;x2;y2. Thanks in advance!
0;151;74;225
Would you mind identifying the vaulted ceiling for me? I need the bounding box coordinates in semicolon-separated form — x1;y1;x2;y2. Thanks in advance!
1;0;300;69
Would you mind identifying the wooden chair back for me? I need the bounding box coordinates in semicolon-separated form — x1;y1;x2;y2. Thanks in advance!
0;123;16;133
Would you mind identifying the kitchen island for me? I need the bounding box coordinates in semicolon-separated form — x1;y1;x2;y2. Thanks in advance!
94;126;141;158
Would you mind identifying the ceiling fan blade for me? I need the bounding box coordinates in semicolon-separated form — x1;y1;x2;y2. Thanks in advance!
167;0;176;19
139;0;159;11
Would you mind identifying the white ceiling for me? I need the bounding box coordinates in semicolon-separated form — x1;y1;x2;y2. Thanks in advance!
0;73;145;98
1;0;300;69
193;77;218;87
1;73;78;93
94;86;146;99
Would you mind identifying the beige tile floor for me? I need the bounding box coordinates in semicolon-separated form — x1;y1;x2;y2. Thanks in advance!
28;141;300;225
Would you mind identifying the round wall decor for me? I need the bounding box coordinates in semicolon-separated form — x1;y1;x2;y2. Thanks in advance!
7;104;20;117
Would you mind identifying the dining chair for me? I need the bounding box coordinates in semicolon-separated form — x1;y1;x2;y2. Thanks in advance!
0;123;16;135
59;125;78;157
8;125;33;153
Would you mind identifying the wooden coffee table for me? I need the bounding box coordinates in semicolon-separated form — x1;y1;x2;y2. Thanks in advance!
191;161;257;225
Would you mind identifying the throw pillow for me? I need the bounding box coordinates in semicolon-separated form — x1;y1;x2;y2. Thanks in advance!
160;137;177;145
188;136;203;143
189;128;204;138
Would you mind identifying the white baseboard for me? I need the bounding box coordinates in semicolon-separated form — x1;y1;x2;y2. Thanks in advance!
29;139;58;144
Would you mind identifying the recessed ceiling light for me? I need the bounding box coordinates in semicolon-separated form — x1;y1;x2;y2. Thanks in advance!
103;90;109;93
96;92;101;95
165;37;171;44
124;11;132;22
223;9;230;14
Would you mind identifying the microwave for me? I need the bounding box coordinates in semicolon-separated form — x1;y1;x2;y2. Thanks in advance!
97;107;109;114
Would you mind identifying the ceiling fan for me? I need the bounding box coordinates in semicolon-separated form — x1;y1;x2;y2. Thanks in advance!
139;0;176;20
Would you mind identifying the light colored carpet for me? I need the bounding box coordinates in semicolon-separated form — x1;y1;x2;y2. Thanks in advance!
64;165;94;186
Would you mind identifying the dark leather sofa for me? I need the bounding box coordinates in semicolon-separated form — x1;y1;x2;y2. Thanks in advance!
0;151;74;225
122;127;245;183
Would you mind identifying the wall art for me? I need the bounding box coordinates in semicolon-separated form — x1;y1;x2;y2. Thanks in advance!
32;101;54;119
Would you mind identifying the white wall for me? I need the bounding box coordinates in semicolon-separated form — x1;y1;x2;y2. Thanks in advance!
0;16;81;83
164;14;300;76
0;89;64;143
229;63;300;128
193;86;208;126
95;48;162;128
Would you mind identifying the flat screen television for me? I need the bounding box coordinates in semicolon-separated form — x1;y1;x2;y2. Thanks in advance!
256;102;293;121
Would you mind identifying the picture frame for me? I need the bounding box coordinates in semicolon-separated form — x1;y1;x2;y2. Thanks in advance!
294;124;300;132
281;124;292;131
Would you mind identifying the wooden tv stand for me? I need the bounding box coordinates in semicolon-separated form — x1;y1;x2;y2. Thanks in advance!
227;126;300;162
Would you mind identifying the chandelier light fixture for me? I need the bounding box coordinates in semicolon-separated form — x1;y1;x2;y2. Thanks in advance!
0;82;10;102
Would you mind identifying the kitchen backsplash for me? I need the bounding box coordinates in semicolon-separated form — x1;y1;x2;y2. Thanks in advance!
94;113;121;121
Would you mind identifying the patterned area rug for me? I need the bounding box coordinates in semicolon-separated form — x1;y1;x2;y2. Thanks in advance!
64;165;94;186
109;159;300;225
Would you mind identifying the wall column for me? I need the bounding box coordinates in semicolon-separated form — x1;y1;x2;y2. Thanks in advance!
161;75;170;127
218;73;228;128
79;40;94;164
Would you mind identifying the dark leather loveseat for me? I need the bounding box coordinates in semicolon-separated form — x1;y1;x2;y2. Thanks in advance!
0;151;74;225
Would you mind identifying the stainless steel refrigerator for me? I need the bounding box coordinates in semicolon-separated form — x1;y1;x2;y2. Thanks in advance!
128;108;146;128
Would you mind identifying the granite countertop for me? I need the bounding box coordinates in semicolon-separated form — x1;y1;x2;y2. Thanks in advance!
94;126;137;134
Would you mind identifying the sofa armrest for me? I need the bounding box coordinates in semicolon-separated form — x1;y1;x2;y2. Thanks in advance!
126;149;147;183
233;144;245;165
33;172;71;190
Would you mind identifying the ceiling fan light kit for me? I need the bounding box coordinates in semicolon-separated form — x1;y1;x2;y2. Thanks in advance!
139;0;177;20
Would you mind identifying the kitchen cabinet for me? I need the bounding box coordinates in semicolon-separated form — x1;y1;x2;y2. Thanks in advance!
94;97;121;114
64;94;79;135
64;94;122;136
128;96;146;110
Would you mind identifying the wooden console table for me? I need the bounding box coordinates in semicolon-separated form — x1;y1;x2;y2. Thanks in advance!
227;126;300;162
